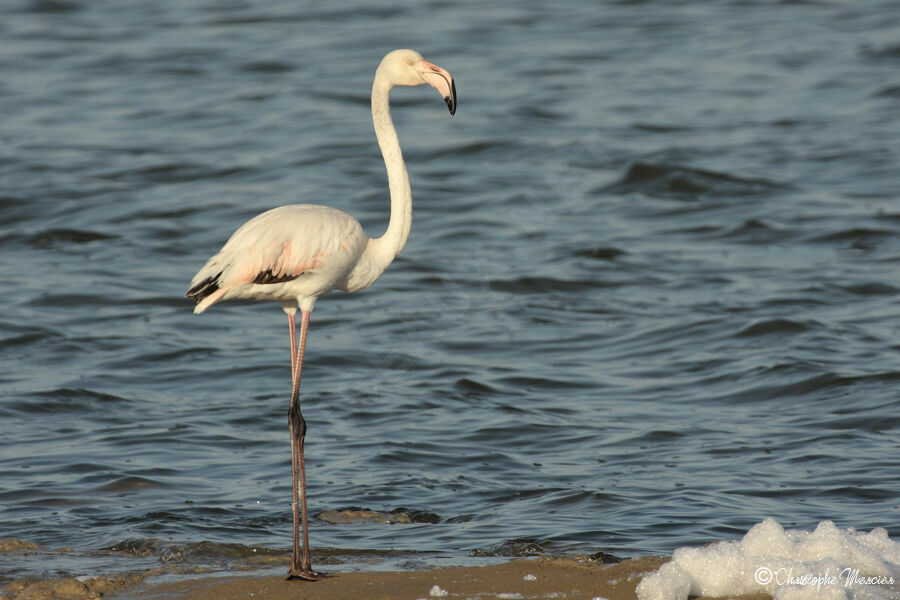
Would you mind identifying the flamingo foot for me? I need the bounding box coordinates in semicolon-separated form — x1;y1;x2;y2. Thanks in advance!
286;567;324;581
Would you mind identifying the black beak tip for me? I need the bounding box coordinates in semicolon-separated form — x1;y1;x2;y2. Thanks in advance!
445;79;457;115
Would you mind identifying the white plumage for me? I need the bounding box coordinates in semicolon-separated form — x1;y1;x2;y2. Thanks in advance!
188;205;368;314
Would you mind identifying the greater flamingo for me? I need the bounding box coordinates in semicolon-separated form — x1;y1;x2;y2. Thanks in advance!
185;49;456;580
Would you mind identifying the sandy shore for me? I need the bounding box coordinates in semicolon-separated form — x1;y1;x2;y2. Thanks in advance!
2;555;775;600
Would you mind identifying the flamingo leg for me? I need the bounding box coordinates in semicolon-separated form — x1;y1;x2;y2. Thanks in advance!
287;310;320;580
286;313;301;571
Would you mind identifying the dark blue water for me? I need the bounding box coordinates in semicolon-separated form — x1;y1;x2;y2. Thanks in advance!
2;0;899;584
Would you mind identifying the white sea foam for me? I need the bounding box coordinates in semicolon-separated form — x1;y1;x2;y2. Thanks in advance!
637;518;900;600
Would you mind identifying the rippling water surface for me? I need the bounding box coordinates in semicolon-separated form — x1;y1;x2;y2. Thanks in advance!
2;0;899;584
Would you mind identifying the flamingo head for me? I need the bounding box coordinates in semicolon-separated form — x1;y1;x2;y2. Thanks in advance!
378;49;457;115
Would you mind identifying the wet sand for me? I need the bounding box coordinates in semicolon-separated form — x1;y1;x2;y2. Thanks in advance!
2;555;774;600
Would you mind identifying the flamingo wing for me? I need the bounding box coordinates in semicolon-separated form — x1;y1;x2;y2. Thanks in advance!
187;204;366;313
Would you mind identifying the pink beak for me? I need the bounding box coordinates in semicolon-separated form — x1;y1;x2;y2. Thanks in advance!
420;60;457;115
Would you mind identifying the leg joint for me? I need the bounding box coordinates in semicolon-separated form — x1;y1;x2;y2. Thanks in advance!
288;403;307;437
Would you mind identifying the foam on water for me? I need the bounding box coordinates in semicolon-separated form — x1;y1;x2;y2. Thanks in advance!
636;519;900;600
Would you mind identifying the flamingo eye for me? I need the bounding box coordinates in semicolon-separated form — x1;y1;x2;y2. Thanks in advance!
407;59;415;66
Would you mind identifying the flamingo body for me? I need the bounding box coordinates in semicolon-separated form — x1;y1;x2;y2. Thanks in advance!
188;204;369;314
185;49;456;580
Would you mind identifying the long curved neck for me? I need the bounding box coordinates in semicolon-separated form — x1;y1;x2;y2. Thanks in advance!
368;74;412;271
